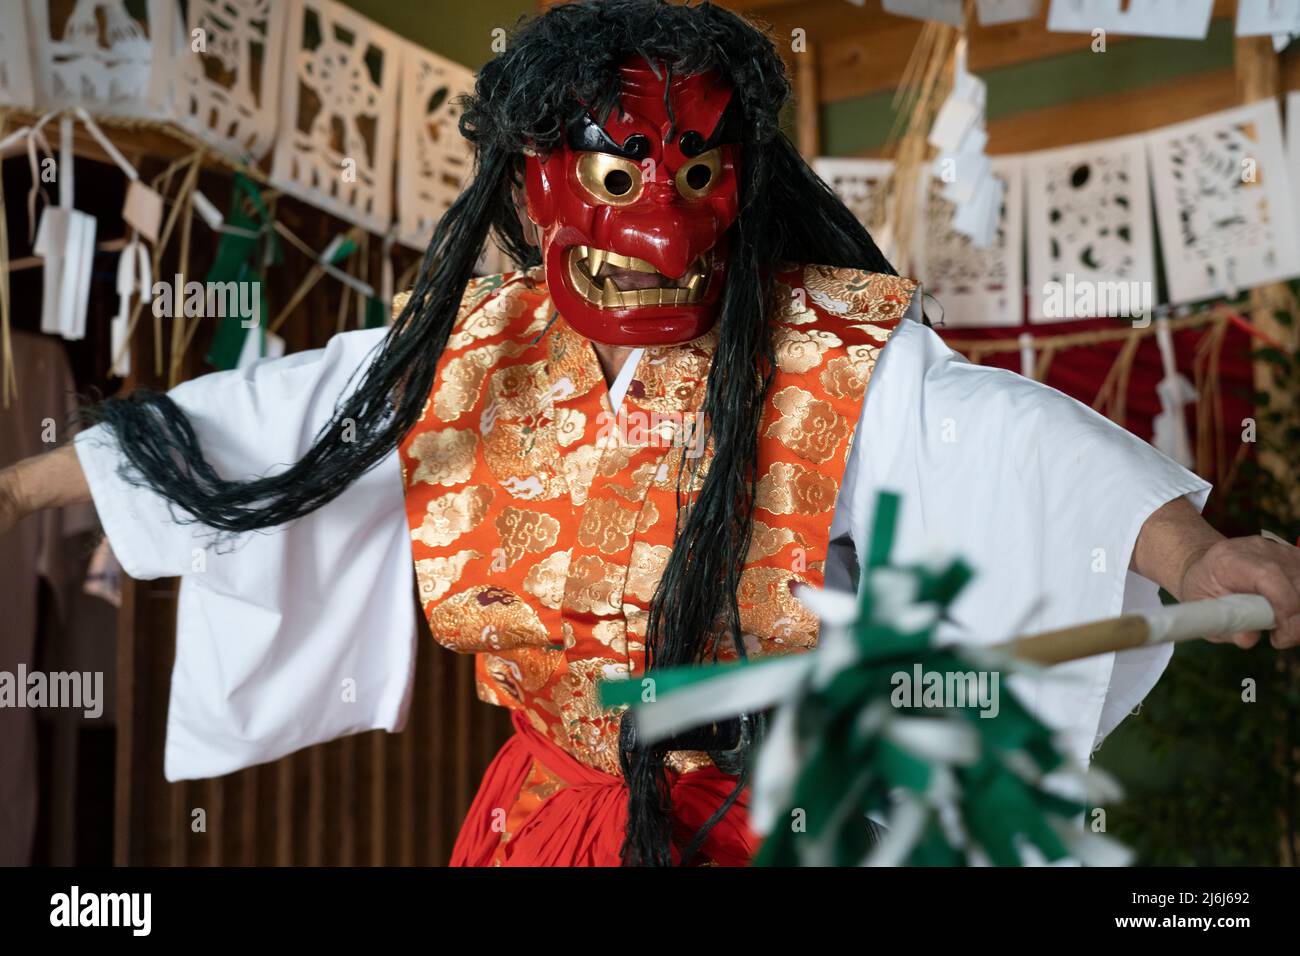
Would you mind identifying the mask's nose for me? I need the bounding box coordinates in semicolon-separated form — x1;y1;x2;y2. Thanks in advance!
646;179;678;207
608;204;722;280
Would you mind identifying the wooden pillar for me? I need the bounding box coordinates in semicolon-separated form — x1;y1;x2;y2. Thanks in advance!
795;42;821;160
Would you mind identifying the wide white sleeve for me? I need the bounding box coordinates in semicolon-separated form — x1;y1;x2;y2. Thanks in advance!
830;317;1210;768
73;328;417;781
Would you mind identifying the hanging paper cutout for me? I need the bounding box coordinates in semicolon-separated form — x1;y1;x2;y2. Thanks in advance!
148;0;288;161
813;157;894;234
26;0;163;116
0;3;36;107
1047;0;1213;39
976;0;1040;26
1235;0;1300;38
913;156;1025;327
270;0;403;234
882;0;966;27
1147;100;1300;304
395;41;476;251
1286;92;1300;246
813;157;901;263
1022;135;1155;322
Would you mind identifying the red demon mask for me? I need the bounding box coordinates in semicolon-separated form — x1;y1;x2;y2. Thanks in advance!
524;57;741;346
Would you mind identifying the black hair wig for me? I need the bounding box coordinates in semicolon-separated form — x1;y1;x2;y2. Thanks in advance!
84;0;894;865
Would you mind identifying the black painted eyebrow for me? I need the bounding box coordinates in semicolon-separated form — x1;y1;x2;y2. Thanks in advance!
565;88;740;159
701;93;742;150
566;112;641;159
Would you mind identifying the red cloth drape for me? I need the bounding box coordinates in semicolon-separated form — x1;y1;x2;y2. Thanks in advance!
451;712;758;867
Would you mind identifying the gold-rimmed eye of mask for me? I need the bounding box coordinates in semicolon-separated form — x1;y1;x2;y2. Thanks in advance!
675;148;722;200
576;152;644;206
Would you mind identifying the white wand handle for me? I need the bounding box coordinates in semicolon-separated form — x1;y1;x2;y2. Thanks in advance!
1000;594;1277;665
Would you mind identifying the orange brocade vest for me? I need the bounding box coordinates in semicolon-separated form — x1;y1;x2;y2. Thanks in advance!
399;264;917;778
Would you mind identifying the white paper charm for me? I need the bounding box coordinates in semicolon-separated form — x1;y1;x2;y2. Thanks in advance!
270;0;403;234
1023;135;1156;322
913;156;1025;327
1047;0;1213;39
929;42;998;247
1147;100;1300;304
112;238;151;377
395;42;476;252
34;206;97;341
236;325;286;370
1151;317;1196;468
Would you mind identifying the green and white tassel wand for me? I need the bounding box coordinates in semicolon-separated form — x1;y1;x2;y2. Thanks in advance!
600;492;1276;867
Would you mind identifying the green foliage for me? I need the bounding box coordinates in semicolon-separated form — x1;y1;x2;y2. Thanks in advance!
1098;640;1299;865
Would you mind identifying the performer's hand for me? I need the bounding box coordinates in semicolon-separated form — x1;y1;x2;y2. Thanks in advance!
1177;536;1300;649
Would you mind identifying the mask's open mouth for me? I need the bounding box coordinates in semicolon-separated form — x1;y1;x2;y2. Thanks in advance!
566;245;711;308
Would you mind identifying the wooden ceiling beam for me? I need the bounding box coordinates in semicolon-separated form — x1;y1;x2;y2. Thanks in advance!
980;67;1238;154
726;0;1239;104
847;67;1237;156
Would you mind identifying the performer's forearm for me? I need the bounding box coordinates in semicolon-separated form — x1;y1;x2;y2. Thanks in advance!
1130;495;1224;601
0;446;91;534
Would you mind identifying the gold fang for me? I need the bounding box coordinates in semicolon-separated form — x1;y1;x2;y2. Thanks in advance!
566;246;711;310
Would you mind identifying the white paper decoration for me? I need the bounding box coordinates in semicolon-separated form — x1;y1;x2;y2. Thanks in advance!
928;42;998;247
813;158;893;232
1147;100;1300;304
1023;135;1155;322
813;157;901;264
1235;0;1300;38
270;0;403;234
1047;0;1213;39
148;0;288;161
395;42;476;251
26;0;164;116
1286;92;1300;236
881;0;966;27
0;3;36;108
976;0;1040;26
913;157;1024;327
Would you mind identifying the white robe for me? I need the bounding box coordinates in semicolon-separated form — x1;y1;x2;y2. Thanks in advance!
74;305;1209;781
